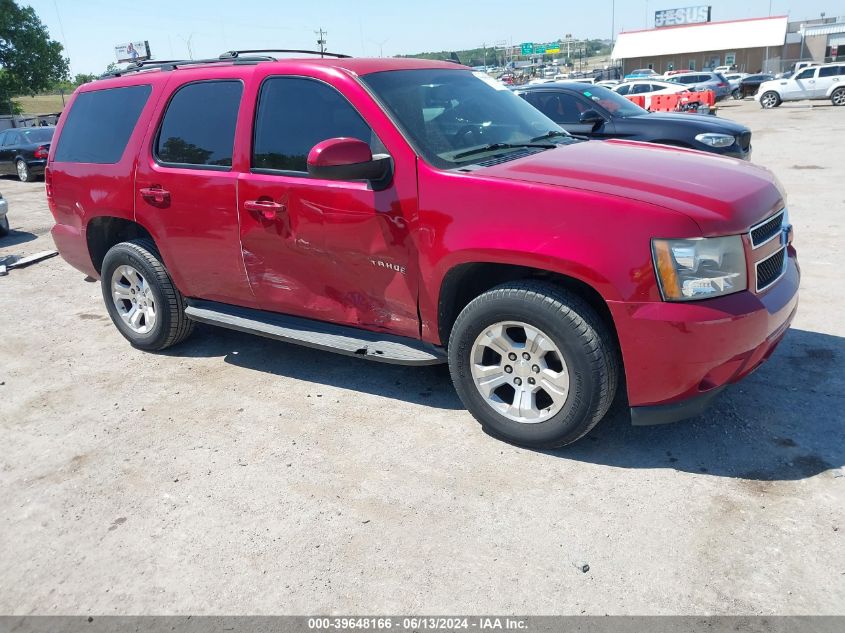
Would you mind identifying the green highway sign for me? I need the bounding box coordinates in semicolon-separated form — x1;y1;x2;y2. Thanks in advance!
521;42;561;56
520;42;534;55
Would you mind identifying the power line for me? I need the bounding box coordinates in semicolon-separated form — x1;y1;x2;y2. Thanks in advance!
315;28;327;57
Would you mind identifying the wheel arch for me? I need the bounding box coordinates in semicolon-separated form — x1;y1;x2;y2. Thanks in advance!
85;216;155;274
436;261;620;354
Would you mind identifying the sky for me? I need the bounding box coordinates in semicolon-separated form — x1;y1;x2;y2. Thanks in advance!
23;0;841;75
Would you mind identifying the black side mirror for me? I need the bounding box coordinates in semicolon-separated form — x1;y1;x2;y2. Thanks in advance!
579;109;605;129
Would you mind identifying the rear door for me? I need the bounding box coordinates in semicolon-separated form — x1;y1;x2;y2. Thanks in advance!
134;75;256;306
0;131;21;173
814;65;843;98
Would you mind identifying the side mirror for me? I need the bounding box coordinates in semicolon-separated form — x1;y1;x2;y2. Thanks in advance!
579;109;605;129
307;137;392;189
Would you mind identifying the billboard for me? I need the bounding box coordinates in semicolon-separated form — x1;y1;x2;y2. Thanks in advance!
115;41;151;63
519;42;562;56
654;6;712;28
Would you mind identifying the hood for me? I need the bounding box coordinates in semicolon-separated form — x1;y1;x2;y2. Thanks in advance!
478;139;782;235
632;111;749;135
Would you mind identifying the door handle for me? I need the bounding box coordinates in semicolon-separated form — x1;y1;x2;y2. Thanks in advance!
139;186;171;205
244;199;285;220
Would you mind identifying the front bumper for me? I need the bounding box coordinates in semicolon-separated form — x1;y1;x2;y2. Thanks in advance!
609;249;799;425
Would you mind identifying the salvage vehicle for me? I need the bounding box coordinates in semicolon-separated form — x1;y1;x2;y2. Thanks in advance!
0;191;8;236
47;52;798;448
612;79;691;97
739;73;776;98
665;72;732;101
756;63;845;108
515;83;752;159
0;126;54;182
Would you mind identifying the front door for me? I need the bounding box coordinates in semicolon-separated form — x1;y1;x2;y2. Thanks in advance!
784;67;817;100
237;75;420;338
135;76;256;306
522;90;613;137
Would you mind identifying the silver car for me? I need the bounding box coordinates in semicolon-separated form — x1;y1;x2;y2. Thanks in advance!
0;192;8;236
666;71;732;101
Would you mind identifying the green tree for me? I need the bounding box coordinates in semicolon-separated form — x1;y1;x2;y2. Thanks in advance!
0;0;69;114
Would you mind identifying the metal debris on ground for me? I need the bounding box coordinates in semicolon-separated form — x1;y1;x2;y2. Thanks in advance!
0;250;58;276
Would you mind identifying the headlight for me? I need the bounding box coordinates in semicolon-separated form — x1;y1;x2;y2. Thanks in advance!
652;236;747;301
695;133;736;148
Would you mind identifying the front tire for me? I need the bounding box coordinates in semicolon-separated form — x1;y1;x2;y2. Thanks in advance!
732;89;741;100
760;91;781;109
448;281;618;448
100;239;194;351
16;160;32;182
832;87;845;107
0;214;9;236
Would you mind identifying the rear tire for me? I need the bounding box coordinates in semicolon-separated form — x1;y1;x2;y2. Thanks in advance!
832;87;845;107
100;239;194;351
448;281;618;448
760;91;781;109
731;89;741;100
0;214;9;236
16;160;31;183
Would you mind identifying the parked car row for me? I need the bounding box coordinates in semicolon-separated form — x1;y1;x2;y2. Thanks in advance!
0;126;55;181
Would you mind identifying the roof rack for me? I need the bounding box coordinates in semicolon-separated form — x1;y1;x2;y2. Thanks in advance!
219;49;351;59
100;55;276;78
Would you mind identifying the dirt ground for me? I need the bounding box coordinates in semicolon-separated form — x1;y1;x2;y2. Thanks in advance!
0;98;843;615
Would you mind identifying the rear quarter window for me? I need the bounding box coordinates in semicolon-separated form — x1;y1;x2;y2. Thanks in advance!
54;85;151;164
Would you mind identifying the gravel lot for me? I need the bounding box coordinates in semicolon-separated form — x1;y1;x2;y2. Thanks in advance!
1;99;843;615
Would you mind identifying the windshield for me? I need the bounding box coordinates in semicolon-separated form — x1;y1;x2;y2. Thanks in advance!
21;128;54;143
361;69;574;169
569;84;648;118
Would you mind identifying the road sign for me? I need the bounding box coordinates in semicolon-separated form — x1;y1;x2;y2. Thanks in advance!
521;42;534;55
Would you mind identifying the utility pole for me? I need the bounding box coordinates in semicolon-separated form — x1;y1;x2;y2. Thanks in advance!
315;28;327;57
370;38;389;57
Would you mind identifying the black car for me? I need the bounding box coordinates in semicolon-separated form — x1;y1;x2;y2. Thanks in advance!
0;126;55;182
738;74;775;98
515;83;751;160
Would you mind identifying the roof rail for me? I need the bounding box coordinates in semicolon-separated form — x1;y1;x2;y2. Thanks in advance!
100;55;276;78
220;49;351;60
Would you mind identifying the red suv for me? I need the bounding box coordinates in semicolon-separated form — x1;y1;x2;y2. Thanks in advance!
47;52;799;448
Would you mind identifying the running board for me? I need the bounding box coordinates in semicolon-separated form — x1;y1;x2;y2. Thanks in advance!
185;300;446;366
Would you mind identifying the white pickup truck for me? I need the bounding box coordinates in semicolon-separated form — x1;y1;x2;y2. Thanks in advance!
756;62;845;108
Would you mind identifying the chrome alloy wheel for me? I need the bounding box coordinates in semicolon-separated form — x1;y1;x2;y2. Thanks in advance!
470;321;570;424
111;264;157;334
760;92;779;108
16;160;29;181
833;89;845;106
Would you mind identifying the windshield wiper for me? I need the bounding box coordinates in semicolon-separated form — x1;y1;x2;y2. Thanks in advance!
529;130;571;142
453;142;554;161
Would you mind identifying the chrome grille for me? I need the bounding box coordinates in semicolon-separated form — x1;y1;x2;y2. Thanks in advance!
756;246;787;292
750;209;785;248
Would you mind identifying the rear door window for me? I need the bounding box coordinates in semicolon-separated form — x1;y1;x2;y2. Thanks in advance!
818;66;842;77
155;80;243;168
54;85;151;163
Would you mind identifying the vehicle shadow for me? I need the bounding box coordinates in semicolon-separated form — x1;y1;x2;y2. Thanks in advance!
543;327;845;482
162;323;462;410
0;230;38;248
165;324;843;481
